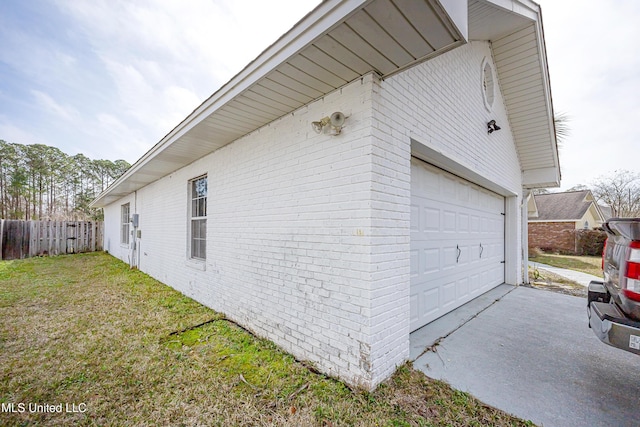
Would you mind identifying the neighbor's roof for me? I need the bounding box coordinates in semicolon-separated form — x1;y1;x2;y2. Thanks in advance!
531;190;604;221
92;0;559;208
598;205;613;220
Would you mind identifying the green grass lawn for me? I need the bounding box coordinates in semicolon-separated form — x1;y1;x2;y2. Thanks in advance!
0;253;533;426
529;253;603;277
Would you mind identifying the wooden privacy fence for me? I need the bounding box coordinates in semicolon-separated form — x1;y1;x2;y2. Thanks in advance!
0;220;103;260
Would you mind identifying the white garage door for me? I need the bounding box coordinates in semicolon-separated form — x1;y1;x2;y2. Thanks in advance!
410;157;505;332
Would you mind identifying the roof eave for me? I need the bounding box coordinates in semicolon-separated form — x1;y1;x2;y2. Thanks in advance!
91;0;467;208
91;0;376;208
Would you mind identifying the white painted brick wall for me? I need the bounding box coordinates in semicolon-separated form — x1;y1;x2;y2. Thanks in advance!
104;194;136;264
102;41;526;390
379;41;522;195
105;74;386;388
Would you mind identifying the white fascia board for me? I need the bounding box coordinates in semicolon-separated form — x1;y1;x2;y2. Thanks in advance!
533;7;561;183
438;0;468;41
522;166;561;189
91;0;371;208
484;0;539;21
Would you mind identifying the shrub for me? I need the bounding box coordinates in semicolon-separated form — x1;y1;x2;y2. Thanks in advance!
529;247;544;258
575;229;607;256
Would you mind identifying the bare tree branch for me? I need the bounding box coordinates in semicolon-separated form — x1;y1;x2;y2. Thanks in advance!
591;170;640;217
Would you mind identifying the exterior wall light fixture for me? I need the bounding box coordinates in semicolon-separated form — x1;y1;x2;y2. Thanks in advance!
487;119;501;134
312;112;346;135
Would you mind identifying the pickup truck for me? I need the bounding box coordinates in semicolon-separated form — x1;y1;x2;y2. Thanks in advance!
588;217;640;355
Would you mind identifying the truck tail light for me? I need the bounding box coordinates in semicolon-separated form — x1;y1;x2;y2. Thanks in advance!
623;241;640;302
602;239;607;270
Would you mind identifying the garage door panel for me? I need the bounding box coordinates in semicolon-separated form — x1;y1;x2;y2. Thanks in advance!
442;281;457;308
456;277;470;299
442;175;457;198
423;248;440;273
410;158;505;331
420;287;440;315
413;263;503;327
423;207;440;232
457;243;471;266
470;215;481;232
458;212;469;232
467;278;478;295
420;166;441;190
443;245;458;269
484;241;503;259
457;182;470;203
470;244;481;262
417;245;492;279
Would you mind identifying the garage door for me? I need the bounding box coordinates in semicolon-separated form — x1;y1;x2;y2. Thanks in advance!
410;157;505;332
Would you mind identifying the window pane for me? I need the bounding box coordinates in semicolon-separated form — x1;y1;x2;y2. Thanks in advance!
198;239;206;259
193;177;207;198
191;219;206;240
192;220;199;239
199;178;207;197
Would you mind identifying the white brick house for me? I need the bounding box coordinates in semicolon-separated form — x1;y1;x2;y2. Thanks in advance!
92;0;560;390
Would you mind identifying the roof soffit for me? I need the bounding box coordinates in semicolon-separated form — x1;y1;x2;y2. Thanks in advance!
91;0;466;208
92;0;558;207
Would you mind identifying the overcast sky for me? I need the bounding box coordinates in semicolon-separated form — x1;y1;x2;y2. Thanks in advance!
1;0;638;191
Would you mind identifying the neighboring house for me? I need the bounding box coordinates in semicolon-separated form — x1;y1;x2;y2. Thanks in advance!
528;190;606;253
91;0;559;390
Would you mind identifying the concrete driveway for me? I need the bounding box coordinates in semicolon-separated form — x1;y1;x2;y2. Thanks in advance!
411;285;640;427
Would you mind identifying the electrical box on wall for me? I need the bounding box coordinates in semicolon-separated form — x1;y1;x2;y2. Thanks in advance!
131;214;139;227
136;230;141;239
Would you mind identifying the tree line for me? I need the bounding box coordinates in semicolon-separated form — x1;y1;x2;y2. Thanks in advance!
0;140;130;221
